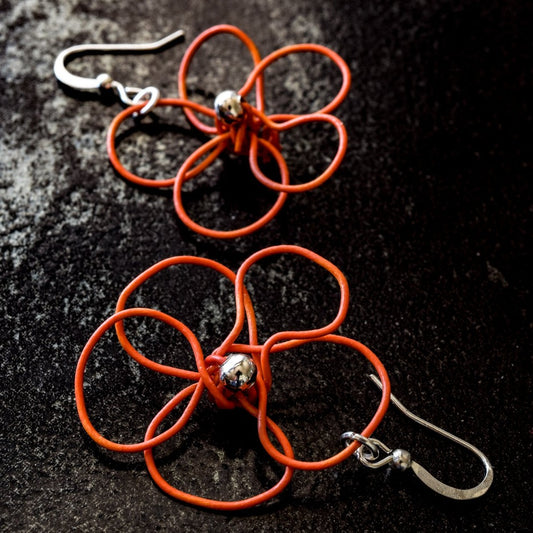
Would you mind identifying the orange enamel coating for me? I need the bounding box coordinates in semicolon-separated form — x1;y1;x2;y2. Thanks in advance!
172;134;289;239
256;334;390;470
177;24;264;135
107;98;226;188
238;43;351;115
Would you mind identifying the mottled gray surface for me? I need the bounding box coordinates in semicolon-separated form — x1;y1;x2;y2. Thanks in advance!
1;0;531;531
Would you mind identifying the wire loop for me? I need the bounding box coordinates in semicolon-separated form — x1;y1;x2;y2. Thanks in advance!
75;245;390;509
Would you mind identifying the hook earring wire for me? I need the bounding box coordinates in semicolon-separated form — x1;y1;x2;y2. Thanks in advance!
342;374;493;500
53;29;185;115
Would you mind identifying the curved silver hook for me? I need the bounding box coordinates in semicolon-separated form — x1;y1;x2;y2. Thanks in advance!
54;29;185;92
342;375;493;500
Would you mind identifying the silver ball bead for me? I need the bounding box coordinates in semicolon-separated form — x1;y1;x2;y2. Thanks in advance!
219;354;257;391
391;449;412;471
214;90;244;123
96;73;113;90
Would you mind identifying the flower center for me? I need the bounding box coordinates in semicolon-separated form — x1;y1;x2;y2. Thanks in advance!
214;90;244;124
219;353;257;391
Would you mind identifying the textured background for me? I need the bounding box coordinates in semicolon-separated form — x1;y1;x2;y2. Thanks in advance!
1;0;531;531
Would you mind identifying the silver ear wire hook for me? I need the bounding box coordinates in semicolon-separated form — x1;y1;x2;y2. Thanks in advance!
341;374;493;500
53;29;185;115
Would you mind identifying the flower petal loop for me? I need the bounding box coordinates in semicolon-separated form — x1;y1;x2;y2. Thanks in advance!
173;133;289;239
107;98;224;188
75;307;205;453
256;334;390;470
239;43;351;117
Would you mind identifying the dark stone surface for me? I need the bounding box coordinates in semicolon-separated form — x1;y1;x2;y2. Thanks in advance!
1;0;531;531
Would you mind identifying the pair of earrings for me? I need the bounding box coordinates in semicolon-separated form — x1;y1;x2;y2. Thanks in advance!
75;244;492;510
56;26;493;509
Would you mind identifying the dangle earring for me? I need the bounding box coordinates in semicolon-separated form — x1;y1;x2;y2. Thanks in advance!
75;245;493;510
55;25;350;239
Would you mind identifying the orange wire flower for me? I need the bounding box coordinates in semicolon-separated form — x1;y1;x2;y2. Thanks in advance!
75;245;390;510
107;25;351;238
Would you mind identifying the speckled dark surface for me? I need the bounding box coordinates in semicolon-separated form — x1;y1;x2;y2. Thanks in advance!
1;1;531;531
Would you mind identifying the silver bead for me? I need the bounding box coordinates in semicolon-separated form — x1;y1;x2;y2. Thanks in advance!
214;90;244;123
219;354;257;391
96;72;113;89
391;449;412;471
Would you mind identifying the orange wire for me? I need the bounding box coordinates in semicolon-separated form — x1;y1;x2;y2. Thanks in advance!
107;98;225;188
114;255;258;409
75;307;205;453
247;107;348;193
172;134;289;239
106;24;351;238
143;376;294;511
238;42;351;115
75;246;391;508
177;24;265;135
218;245;350;379
256;334;390;470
